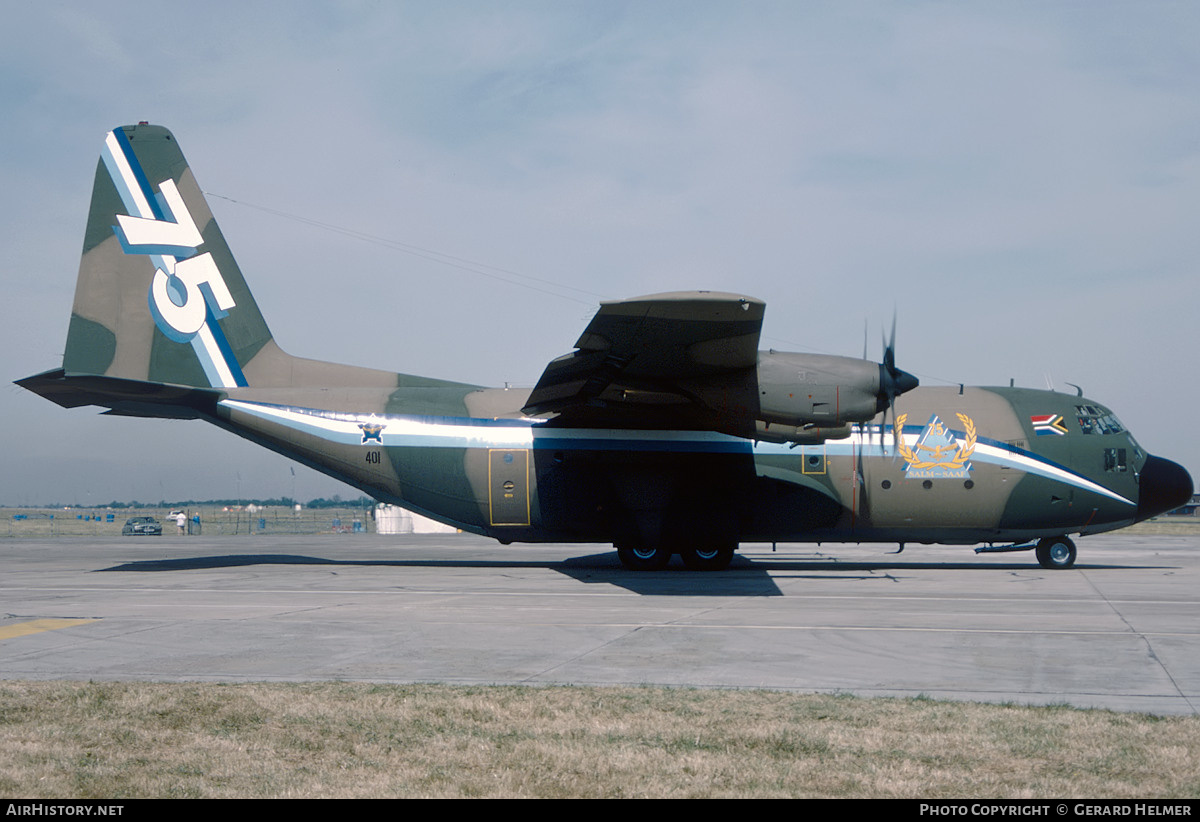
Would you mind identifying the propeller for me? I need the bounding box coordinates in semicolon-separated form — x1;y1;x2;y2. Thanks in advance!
876;310;918;455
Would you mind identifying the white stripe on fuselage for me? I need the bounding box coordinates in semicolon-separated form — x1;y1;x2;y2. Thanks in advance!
218;400;1135;506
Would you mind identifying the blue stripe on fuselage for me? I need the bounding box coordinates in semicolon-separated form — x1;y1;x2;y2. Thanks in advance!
217;400;1133;505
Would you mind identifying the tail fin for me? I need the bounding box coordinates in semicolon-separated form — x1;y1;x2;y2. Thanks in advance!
19;124;474;413
65;124;271;388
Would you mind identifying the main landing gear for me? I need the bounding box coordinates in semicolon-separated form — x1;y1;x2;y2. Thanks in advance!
616;544;671;571
680;544;736;571
1035;535;1077;569
616;543;736;571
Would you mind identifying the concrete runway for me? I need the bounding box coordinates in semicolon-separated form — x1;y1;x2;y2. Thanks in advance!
1;532;1197;714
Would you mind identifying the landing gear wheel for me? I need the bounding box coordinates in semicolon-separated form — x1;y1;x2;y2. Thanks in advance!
617;545;672;571
1035;536;1077;569
680;543;736;571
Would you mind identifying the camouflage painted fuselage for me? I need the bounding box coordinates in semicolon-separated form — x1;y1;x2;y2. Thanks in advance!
208;379;1156;547
18;124;1193;566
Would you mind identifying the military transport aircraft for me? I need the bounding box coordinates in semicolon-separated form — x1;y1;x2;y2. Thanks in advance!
17;124;1194;571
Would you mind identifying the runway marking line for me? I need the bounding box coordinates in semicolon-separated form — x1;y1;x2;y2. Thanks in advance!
0;618;100;641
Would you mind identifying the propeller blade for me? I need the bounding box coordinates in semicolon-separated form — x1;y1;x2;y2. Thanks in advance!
876;310;913;458
854;434;868;521
890;397;903;458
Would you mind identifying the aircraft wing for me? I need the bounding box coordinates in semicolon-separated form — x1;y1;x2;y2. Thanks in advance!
522;292;764;434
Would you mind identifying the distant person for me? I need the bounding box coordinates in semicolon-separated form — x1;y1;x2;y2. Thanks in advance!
172;510;186;535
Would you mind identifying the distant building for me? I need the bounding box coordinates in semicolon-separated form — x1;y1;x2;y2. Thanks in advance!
375;504;459;534
1167;493;1199;517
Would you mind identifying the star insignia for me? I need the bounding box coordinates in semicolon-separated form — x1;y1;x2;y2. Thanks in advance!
358;422;385;444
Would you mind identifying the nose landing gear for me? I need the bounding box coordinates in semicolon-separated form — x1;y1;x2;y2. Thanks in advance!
1035;536;1077;569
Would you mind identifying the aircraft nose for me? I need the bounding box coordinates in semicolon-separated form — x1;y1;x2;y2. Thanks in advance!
1136;455;1194;521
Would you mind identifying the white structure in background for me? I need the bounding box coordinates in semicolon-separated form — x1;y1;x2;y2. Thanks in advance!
375;504;459;535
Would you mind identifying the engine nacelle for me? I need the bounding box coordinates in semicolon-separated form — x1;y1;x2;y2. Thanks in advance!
757;350;917;431
758;351;880;427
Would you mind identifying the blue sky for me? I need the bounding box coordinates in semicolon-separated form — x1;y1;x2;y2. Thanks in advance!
2;2;1197;504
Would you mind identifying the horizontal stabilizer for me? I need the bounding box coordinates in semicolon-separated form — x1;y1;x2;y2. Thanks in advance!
16;369;219;420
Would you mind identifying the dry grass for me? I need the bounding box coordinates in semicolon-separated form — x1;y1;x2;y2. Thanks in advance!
1122;518;1200;536
1;681;1197;798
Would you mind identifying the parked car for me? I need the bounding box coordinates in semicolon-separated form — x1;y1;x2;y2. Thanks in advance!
121;516;162;536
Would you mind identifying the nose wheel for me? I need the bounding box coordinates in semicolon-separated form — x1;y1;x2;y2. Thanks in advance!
1035;536;1077;569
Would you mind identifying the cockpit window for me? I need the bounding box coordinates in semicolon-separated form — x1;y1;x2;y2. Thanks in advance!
1104;448;1128;473
1076;406;1125;435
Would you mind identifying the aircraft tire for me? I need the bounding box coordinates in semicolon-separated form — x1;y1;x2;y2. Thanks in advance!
1035;536;1077;569
616;545;672;571
680;543;736;571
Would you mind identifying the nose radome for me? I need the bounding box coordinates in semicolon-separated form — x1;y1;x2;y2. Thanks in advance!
1136;455;1194;521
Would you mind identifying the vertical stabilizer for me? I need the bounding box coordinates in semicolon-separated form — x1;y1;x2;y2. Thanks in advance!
65;124;272;388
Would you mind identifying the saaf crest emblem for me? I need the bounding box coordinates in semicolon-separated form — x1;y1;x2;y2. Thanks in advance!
893;413;976;479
